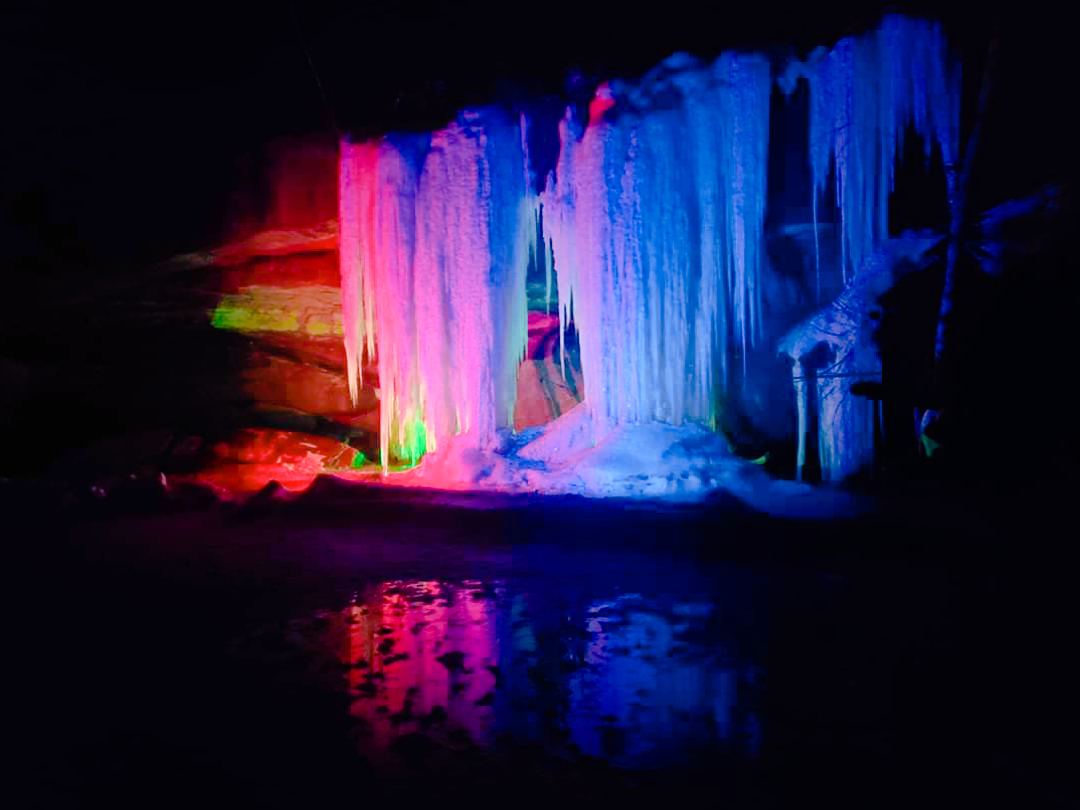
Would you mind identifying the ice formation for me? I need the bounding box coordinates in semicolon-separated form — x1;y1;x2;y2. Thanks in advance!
779;232;943;480
543;53;772;438
803;14;959;280
339;112;537;470
770;14;959;481
337;13;962;492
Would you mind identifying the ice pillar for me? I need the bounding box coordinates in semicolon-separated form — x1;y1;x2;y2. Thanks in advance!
338;111;535;471
544;53;771;437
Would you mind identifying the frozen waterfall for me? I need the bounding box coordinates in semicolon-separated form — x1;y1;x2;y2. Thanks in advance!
805;14;959;280
543;52;772;438
337;13;961;486
339;113;536;470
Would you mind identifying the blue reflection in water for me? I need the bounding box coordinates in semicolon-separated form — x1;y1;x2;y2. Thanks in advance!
231;564;762;772
567;595;761;767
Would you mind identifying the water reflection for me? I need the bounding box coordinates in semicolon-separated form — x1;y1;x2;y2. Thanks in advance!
570;596;761;766
233;577;761;773
336;580;500;764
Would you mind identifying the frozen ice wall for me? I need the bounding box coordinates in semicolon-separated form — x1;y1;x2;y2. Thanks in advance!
805;14;959;280
543;53;772;437
338;13;961;485
779;232;943;480
339;111;536;470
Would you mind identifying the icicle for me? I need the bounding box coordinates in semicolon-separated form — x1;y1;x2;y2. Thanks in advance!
812;192;821;302
546;113;579;386
541;206;551;316
807;15;958;280
368;136;423;470
337;12;958;481
543;54;770;436
338;142;364;405
338;110;534;472
718;52;772;365
793;360;808;482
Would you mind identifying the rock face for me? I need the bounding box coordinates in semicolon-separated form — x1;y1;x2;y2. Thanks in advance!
210;141;360;430
226;135;340;240
0;131;590;492
189;138;379;486
514;311;583;431
0;135;370;488
208;248;370;424
188;428;362;495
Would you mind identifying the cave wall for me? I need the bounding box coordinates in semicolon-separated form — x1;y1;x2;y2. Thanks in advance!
210;135;580;465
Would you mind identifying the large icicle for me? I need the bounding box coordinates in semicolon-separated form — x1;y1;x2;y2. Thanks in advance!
338;110;535;471
544;52;771;437
806;14;959;280
718;52;772;367
338;145;365;406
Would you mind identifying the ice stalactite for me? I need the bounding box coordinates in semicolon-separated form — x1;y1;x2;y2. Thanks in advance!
793;360;809;482
335;12;960;487
338;144;365;406
779;232;942;480
719;53;773;370
543;53;771;438
343;135;426;469
806;14;959;281
339;111;535;471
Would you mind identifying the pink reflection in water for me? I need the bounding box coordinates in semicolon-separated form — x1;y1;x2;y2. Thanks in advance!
327;580;499;762
238;578;761;772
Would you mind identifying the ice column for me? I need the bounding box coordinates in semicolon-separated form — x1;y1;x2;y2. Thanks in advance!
544;53;771;437
807;14;959;280
339;111;535;470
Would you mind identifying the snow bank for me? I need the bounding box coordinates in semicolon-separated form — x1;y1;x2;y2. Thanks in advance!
369;406;865;519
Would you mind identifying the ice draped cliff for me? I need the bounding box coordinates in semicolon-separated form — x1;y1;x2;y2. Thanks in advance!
338;14;959;486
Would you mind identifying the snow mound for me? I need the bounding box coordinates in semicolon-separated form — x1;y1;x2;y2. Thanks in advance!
516;407;729;499
373;407;866;519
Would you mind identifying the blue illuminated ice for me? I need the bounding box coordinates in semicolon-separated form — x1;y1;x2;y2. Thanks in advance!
337;13;961;511
544;51;772;438
803;14;959;280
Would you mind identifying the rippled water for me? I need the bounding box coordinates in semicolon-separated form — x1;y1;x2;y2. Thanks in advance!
20;496;1071;804
230;572;763;775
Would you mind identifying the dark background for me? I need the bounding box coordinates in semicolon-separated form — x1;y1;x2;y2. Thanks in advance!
2;2;1071;272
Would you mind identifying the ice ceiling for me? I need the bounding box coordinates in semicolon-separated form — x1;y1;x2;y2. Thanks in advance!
337;14;959;497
